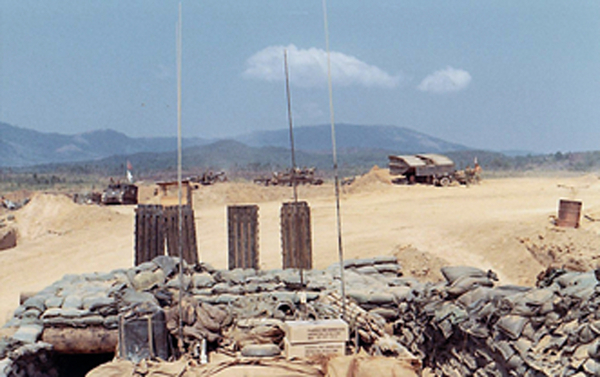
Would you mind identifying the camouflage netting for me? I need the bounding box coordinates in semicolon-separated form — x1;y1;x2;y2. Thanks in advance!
3;255;600;376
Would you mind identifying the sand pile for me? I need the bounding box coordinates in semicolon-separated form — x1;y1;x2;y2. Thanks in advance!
345;166;392;194
392;245;448;282
192;182;331;207
15;193;122;240
519;224;600;272
2;190;33;203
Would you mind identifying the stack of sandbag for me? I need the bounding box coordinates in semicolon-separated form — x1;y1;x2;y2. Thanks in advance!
0;338;57;377
165;295;232;353
11;254;600;376
389;266;600;376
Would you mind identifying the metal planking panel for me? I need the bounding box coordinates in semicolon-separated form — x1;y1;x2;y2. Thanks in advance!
280;201;312;269
184;207;199;264
163;205;198;265
134;206;144;265
227;205;259;270
135;205;165;266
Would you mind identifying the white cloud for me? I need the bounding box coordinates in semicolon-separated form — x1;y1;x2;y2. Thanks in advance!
417;66;472;93
243;44;401;89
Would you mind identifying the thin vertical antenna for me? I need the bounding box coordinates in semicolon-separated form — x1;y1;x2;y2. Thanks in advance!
284;49;298;203
284;49;304;300
322;0;346;321
176;2;184;353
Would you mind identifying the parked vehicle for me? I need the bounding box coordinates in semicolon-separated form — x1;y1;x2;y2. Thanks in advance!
188;171;227;186
101;183;138;205
254;167;324;186
388;154;480;186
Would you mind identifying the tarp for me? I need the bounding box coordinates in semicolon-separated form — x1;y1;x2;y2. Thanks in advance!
86;357;322;377
326;355;420;377
86;355;420;377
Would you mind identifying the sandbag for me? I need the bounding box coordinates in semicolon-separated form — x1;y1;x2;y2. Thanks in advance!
326;354;420;377
86;358;187;377
446;276;494;296
441;266;490;284
240;344;281;357
496;315;528;340
196;358;323;377
193;273;216;288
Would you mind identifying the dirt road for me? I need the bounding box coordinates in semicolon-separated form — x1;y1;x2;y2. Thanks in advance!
2;172;600;323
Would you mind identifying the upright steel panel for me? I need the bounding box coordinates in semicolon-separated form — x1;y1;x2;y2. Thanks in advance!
227;205;259;270
280;201;312;269
163;205;198;265
134;204;198;266
134;205;165;266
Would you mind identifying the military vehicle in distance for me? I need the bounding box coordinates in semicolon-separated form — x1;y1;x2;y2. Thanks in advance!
254;167;324;186
101;183;138;205
388;154;480;186
188;171;227;186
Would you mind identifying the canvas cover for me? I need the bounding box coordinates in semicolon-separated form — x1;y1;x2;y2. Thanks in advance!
86;354;420;377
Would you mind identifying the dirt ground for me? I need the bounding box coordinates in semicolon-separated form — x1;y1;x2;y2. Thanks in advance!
2;170;600;324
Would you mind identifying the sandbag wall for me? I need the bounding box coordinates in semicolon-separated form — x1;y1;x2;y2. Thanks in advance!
391;268;600;377
4;256;600;376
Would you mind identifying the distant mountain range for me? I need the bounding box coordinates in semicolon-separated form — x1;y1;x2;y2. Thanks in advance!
0;122;471;168
234;124;469;153
0;122;208;167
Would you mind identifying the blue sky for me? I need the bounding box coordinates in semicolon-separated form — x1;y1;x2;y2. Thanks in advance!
1;1;599;153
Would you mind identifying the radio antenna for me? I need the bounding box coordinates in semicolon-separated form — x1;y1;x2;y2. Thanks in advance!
322;0;346;321
284;49;299;203
176;2;184;353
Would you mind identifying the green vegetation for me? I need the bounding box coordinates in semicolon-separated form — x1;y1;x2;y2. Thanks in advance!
3;143;600;194
0;170;105;194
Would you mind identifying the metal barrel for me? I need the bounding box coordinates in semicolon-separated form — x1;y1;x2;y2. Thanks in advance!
557;199;582;228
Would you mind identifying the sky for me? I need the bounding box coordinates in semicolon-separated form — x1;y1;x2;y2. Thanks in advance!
0;1;599;154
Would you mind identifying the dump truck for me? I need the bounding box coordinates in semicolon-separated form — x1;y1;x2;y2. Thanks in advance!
101;183;138;205
388;154;480;186
254;167;324;186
